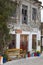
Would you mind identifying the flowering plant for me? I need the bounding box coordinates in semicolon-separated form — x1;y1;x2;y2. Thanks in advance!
36;51;40;54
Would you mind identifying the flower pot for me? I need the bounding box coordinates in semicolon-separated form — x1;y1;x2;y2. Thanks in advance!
28;52;30;57
37;53;40;56
3;58;7;63
34;52;37;56
31;53;34;57
3;54;7;63
36;51;41;56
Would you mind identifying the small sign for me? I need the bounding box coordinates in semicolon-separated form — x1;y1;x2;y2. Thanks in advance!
15;29;22;33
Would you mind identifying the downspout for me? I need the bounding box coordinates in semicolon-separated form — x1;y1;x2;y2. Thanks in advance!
41;23;42;53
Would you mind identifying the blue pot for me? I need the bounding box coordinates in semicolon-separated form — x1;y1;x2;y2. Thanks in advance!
37;53;40;56
3;58;7;63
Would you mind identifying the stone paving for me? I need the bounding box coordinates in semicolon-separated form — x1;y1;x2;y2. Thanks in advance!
3;56;43;65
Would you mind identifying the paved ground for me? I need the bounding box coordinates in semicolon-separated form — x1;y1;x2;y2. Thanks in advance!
3;56;43;65
3;52;43;65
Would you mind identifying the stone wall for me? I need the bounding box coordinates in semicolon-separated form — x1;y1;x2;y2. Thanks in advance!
7;0;41;31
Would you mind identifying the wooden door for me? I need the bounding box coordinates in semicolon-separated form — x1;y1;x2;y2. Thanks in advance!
20;35;28;51
32;35;36;49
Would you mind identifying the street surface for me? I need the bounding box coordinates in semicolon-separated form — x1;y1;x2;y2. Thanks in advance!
3;56;43;65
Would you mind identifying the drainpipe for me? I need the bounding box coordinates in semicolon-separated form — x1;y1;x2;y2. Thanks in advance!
41;23;42;53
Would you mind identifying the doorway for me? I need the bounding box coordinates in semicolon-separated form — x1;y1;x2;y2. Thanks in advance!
32;35;36;50
20;35;28;51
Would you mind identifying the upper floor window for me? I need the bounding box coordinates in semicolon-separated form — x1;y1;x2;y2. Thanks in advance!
22;5;28;24
32;8;37;20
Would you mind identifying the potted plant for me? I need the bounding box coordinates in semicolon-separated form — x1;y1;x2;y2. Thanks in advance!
27;51;30;57
2;54;8;63
37;51;41;56
34;52;37;56
31;53;34;57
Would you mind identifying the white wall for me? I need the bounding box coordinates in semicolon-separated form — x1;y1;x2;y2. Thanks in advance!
9;30;41;51
16;34;20;49
37;30;41;40
28;33;32;51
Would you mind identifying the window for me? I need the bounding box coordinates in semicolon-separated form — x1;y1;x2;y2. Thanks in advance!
22;5;28;24
32;8;37;20
9;35;16;49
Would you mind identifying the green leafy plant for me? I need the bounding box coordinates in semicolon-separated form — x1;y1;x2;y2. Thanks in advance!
0;0;17;52
36;51;40;54
3;53;8;60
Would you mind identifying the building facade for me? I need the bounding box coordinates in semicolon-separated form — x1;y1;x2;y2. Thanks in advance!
7;0;42;52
